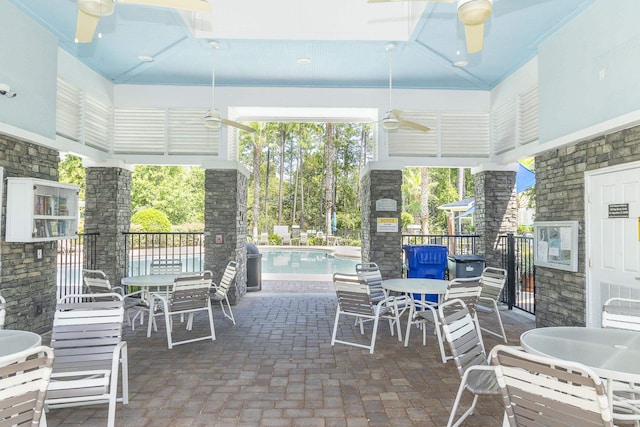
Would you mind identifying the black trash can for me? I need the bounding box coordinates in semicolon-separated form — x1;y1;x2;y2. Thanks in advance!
447;254;485;279
246;243;262;292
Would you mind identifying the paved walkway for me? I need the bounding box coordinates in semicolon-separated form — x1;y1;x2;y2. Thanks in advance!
46;280;535;427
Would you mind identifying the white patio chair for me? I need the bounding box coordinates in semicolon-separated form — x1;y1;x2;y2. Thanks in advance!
602;297;640;331
477;267;508;342
601;297;640;425
356;262;409;339
46;293;128;427
258;232;269;245
491;344;614;427
438;298;500;427
330;273;402;353
150;258;183;274
147;272;215;349
0;345;55;427
299;232;309;245
410;276;483;363
207;261;237;325
0;294;5;329
83;269;147;330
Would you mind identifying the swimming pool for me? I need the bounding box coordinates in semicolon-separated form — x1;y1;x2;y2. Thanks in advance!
261;249;360;277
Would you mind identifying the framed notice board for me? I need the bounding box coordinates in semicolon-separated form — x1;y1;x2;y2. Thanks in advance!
534;221;579;272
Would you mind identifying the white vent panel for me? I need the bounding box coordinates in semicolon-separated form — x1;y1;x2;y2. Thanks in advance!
441;112;490;157
84;94;112;152
56;78;82;142
113;108;166;154
167;109;219;155
519;86;539;145
387;111;437;157
492;99;516;155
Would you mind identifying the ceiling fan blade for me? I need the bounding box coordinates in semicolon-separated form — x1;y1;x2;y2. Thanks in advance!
399;120;430;132
221;119;256;133
119;0;211;13
75;9;100;43
463;22;485;53
368;0;453;2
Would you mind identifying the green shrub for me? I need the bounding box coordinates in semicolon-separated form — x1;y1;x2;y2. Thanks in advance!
131;208;171;232
401;212;414;230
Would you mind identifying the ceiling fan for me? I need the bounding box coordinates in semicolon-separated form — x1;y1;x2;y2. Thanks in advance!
75;0;211;43
377;43;430;133
368;0;492;54
203;41;255;133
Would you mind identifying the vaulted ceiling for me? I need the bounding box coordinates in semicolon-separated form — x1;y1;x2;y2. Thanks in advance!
10;0;595;90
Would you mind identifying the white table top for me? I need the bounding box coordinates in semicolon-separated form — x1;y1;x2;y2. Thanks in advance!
121;274;177;287
0;329;42;358
520;326;640;382
382;278;449;294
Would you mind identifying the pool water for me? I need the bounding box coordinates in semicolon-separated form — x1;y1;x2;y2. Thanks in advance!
261;250;359;276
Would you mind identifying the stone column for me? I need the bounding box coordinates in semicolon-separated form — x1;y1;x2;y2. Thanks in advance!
473;166;518;268
204;165;248;305
84;164;132;286
361;166;403;279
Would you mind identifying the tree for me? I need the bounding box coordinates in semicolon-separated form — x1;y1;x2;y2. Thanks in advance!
324;123;335;236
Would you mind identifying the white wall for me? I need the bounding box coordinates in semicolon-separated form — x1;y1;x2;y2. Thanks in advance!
0;2;58;140
538;0;640;144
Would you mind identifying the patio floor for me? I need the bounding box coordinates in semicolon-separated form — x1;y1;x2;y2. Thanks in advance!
45;279;535;427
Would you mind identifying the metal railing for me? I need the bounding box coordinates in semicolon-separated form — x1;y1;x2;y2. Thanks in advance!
123;232;205;276
499;233;535;314
402;234;480;255
56;233;98;300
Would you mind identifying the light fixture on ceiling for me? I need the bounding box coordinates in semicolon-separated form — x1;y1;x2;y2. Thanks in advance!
453;49;468;67
297;58;311;65
138;55;154;62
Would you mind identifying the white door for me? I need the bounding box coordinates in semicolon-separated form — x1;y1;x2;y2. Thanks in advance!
586;162;640;326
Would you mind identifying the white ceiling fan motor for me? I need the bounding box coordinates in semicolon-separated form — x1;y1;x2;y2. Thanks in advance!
78;0;115;16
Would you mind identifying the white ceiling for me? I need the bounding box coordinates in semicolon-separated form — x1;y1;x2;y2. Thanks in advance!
9;0;596;90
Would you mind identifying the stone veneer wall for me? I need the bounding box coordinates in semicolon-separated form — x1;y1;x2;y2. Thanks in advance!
535;124;640;327
84;167;131;285
360;169;403;279
0;137;60;333
204;169;248;305
473;170;518;268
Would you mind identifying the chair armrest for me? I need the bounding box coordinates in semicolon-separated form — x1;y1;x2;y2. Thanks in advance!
111;286;125;296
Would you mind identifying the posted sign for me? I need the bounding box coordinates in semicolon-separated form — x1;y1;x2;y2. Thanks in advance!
377;218;398;232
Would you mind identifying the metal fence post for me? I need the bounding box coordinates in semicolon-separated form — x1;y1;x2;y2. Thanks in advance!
506;233;516;309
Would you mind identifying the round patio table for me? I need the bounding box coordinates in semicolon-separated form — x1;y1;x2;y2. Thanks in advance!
0;329;42;358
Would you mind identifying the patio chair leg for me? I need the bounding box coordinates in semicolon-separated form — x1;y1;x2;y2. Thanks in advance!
330;308;341;347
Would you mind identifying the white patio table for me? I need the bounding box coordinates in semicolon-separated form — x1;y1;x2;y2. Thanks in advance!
520;326;640;406
0;329;42;358
382;278;449;347
121;274;179;331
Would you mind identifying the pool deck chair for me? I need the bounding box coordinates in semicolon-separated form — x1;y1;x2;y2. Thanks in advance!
0;345;55;427
477;267;508;342
331;273;402;354
46;293;128;427
438;299;499;427
491;344;614;427
602;297;640;331
150;258;183;274
147;272;215;349
207;261;237;325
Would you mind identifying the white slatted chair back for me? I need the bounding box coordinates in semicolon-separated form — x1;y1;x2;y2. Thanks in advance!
148;272;215;349
478;267;508;342
150;258;183;275
444;277;483;319
491;345;614;427
0;345;54;427
258;232;268;245
46;293;127;427
602;297;640;331
0;294;5;329
299;232;309;245
207;262;237;324
438;298;499;427
82;269;124;296
355;262;385;302
330;273;401;353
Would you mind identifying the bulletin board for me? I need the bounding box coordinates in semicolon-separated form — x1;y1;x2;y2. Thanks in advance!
534;221;579;272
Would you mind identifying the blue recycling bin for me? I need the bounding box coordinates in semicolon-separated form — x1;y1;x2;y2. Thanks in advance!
403;245;448;303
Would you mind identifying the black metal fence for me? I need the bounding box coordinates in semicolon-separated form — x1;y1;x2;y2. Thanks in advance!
123;232;205;276
56;233;98;300
401;233;535;314
499;233;535;314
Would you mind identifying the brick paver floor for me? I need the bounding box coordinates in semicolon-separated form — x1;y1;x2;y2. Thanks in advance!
46;279;535;426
